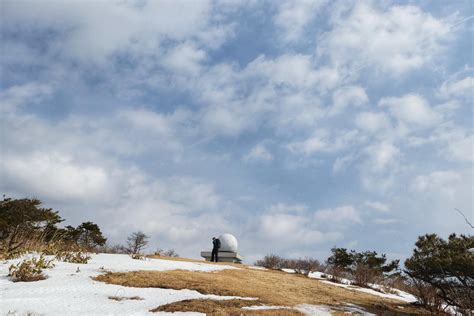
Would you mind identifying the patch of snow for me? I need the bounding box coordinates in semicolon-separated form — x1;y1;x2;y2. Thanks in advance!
320;280;417;303
307;271;326;279
281;268;296;273
0;253;247;315
294;303;377;316
242;305;290;311
295;304;332;316
343;303;376;316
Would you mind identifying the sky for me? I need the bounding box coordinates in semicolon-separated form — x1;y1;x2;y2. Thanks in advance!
0;0;472;264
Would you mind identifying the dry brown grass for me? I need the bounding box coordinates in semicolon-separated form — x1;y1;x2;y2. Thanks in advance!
151;299;303;315
95;265;429;315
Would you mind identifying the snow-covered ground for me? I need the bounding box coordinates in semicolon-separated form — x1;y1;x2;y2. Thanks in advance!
317;280;417;303
0;253;243;316
243;303;376;315
1;254;418;315
305;270;417;303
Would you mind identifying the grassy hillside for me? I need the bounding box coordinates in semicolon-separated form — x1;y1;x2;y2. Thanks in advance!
95;257;429;315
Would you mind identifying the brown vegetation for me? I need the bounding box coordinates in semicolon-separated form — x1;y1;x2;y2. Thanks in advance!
95;265;429;315
108;295;144;301
151;299;302;315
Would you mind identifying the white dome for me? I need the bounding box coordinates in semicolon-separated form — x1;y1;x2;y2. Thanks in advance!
218;233;238;252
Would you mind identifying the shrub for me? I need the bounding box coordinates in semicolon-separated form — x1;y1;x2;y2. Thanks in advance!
353;262;383;287
293;258;323;276
255;255;322;276
255;254;283;269
8;255;54;282
100;243;128;254
56;251;91;264
325;265;349;283
405;276;444;313
326;248;399;287
155;248;179;257
130;253;145;260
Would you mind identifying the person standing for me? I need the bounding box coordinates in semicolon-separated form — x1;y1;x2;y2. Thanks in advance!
211;237;220;262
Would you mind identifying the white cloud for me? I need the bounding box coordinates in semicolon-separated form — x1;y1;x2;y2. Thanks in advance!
287;129;360;156
0;82;54;112
364;201;390;212
258;205;342;248
318;2;453;74
365;141;400;172
314;205;362;224
244;143;273;162
379;94;441;127
329;85;368;116
412;170;461;194
332;154;355;173
274;0;328;42
120;109;174;136
444;134;474;162
266;203;307;214
287;130;328;155
373;218;399;225
2;152;110;201
439;76;473;98
246;54;318;88
355;111;391;133
1;0;224;64
163;42;207;75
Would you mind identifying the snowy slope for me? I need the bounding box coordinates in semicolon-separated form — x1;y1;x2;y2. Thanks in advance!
307;271;417;303
0;254;244;316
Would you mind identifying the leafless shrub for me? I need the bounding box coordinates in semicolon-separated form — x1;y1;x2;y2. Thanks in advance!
294;257;323;276
325;265;350;283
255;255;322;276
163;249;179;257
100;244;128;254
352;263;384;287
254;254;283;269
406;277;444;313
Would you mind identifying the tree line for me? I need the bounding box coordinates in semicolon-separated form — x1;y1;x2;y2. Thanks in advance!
0;196;177;259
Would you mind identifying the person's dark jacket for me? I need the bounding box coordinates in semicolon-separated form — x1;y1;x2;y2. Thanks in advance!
212;238;221;250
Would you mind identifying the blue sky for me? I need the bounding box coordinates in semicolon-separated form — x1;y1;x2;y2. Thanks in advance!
1;0;472;263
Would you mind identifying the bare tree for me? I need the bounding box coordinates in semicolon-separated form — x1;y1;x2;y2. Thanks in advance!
454;208;474;229
126;231;149;254
163;249;179;257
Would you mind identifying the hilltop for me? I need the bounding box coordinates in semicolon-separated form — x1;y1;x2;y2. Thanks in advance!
1;253;428;315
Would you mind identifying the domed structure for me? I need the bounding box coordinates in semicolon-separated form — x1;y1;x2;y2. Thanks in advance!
218;233;238;252
200;233;242;264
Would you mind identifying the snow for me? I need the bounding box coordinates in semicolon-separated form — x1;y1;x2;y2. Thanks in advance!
1;254;419;315
295;303;376;316
243;303;376;315
342;303;376;316
295;304;332;316
247;266;267;271
277;269;417;303
320;280;417;303
242;305;289;311
0;253;245;316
